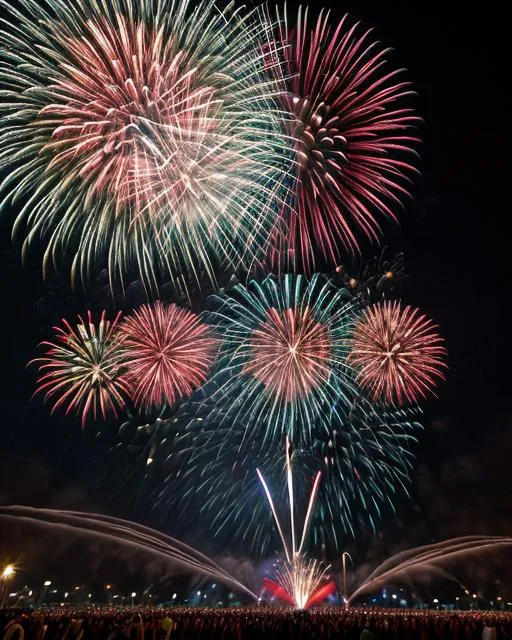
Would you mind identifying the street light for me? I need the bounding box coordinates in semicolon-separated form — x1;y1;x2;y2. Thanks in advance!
341;552;353;607
37;580;52;607
1;566;16;608
2;565;14;579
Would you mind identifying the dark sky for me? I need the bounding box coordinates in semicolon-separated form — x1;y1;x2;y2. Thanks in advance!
0;0;510;591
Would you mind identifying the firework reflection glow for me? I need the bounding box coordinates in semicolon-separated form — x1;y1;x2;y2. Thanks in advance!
257;438;336;608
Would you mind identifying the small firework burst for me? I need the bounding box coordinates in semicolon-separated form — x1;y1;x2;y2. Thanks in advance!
348;300;447;405
204;274;358;441
119;301;218;409
0;0;289;292
268;6;420;271
31;311;129;427
243;307;331;402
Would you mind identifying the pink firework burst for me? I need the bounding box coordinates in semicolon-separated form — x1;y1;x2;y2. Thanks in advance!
348;301;447;406
119;301;218;408
244;307;331;401
43;14;215;210
271;7;421;271
31;311;129;428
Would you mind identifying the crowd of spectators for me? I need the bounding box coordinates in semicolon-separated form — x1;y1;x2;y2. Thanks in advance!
2;606;511;640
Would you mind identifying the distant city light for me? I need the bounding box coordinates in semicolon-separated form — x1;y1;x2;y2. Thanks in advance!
44;581;52;587
172;593;177;600
433;598;439;604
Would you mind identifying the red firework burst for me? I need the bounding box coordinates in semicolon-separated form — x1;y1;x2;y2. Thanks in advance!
270;7;420;271
348;301;447;406
243;307;331;401
119;302;218;408
31;311;129;427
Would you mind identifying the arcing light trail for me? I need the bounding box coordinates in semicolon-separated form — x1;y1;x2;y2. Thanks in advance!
0;506;255;599
257;438;335;608
348;536;512;605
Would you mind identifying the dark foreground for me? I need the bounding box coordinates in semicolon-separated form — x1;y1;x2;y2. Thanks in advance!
2;607;512;639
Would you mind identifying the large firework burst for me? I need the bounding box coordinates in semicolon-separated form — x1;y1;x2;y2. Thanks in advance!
0;0;289;292
31;311;129;427
119;301;218;409
204;274;358;441
267;6;420;271
162;401;421;552
348;300;447;406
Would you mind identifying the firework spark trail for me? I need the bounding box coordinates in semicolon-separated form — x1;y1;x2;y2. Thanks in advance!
348;300;447;406
257;438;334;608
119;301;218;409
348;536;512;604
0;506;256;598
164;402;421;552
266;6;421;272
0;0;291;293
30;311;129;427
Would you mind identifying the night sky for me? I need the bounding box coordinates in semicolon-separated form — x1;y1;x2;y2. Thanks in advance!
0;0;509;590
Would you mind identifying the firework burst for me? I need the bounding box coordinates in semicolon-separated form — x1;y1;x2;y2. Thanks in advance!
268;6;420;271
204;274;358;441
163;401;420;552
244;306;331;402
348;300;447;406
119;301;218;409
0;0;289;292
31;311;129;427
257;439;336;608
